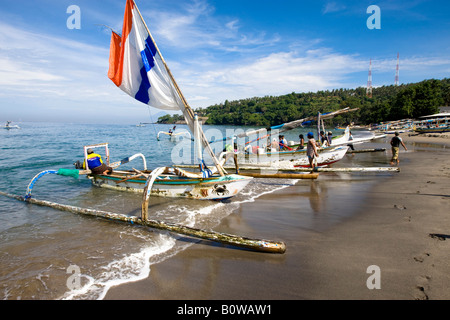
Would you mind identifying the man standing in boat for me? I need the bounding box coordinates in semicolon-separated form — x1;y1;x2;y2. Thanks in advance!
83;149;113;174
390;131;407;166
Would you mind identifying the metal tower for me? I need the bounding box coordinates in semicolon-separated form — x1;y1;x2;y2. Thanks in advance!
367;58;373;98
395;52;399;86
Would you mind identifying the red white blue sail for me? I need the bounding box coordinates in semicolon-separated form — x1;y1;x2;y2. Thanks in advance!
107;0;225;174
108;0;182;111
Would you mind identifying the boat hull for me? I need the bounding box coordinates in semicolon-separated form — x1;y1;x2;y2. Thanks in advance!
88;171;252;200
235;146;349;168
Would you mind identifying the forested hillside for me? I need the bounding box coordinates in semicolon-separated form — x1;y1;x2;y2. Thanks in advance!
158;78;450;126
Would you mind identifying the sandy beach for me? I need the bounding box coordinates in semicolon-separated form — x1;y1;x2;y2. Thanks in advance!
104;132;450;301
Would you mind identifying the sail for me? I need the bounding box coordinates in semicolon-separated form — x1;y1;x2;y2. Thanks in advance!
108;0;224;175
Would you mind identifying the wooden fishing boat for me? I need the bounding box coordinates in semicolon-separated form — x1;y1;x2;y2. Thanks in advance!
235;145;349;168
414;126;450;133
80;140;251;200
413;113;450;133
90;0;253;201
89;169;251;200
157;130;191;141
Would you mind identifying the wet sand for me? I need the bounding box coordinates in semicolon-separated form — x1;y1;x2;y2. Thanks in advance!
104;132;450;300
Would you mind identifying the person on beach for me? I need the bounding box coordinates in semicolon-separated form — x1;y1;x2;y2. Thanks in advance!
83;148;113;174
327;131;333;146
279;135;289;150
296;134;305;150
347;130;355;151
390;131;407;165
306;132;319;171
271;138;279;151
319;131;327;146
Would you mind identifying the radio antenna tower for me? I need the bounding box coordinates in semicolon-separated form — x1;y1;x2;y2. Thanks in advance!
367;58;373;98
395;52;399;86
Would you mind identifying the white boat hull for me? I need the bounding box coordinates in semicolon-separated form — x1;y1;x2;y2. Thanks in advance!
88;171;252;200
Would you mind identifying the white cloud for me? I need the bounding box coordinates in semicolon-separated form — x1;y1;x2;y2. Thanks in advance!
176;48;450;108
176;49;366;107
142;0;278;52
0;21;126;104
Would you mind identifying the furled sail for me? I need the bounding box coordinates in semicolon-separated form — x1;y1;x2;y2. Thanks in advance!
108;0;224;175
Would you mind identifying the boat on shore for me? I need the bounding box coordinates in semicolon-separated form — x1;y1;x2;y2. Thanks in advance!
414;126;450;133
75;142;251;200
89;169;251;200
372;119;414;134
413;112;450;133
221;108;358;169
234;145;349;168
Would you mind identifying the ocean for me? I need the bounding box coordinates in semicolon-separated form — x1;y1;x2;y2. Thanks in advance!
0;122;386;300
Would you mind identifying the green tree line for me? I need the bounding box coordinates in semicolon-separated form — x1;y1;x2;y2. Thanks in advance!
158;78;450;126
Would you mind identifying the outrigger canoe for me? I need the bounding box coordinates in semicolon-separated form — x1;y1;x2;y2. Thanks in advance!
89;169;251;200
235;145;349;168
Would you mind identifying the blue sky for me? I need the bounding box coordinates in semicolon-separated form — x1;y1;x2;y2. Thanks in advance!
1;0;449;124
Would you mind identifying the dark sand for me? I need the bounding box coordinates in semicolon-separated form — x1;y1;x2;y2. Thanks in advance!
105;132;450;300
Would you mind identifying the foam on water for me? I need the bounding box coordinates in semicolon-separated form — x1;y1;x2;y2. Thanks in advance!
60;233;177;300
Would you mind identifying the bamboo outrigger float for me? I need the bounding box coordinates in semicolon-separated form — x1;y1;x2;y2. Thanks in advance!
0;190;285;254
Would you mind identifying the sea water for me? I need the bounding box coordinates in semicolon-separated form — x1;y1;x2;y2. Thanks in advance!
0;122;386;300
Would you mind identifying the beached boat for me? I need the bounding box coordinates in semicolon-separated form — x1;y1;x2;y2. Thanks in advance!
89;169;250;200
220;108;357;166
373;119;414;134
413;113;450;133
414;126;450;133
85;0;252;200
74;142;250;200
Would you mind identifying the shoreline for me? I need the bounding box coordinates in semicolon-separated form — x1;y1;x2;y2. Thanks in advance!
104;132;450;300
